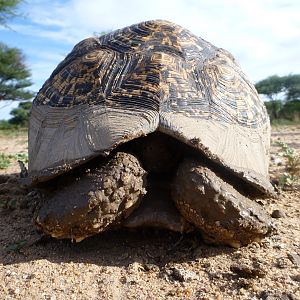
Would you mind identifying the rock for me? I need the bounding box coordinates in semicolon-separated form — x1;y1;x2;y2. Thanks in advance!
201;262;211;269
230;262;266;278
272;157;283;166
207;272;223;279
260;291;293;300
287;253;300;267
271;209;285;218
169;267;199;282
276;257;288;269
143;264;159;272
271;235;282;241
291;274;300;282
119;276;127;284
237;278;254;289
127;262;144;272
273;243;286;250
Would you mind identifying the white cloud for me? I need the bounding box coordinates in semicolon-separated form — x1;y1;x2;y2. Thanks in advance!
19;0;300;80
22;0;300;47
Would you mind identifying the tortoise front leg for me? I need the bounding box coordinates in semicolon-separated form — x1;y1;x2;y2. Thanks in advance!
35;152;147;242
172;158;274;248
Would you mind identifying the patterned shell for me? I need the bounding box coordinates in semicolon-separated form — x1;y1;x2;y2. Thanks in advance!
28;20;272;193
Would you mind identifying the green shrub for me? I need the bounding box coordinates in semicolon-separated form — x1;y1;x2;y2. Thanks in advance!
276;141;300;189
0;153;11;169
0;152;28;169
9;101;32;126
0;120;16;129
280;101;300;122
264;100;283;121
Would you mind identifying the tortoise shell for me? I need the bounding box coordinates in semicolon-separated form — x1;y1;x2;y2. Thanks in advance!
28;20;272;194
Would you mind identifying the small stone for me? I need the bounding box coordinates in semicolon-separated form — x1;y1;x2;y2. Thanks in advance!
230;263;266;278
291;274;300;282
239;288;246;295
143;263;159;272
276;257;288;269
167;290;176;296
273;243;286;250
119;276;127;284
260;291;291;300
201;262;211;269
271;209;285;218
208;272;223;279
127;262;144;272
287;294;298;300
272;235;282;241
288;253;300;267
169;267;198;282
237;278;254;289
272;157;283;166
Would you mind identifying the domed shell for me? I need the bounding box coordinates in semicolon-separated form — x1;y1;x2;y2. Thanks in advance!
28;20;273;194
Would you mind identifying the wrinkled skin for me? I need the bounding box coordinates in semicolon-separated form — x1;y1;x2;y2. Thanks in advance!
35;133;274;247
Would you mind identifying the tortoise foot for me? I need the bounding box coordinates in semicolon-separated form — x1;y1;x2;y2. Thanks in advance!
35;152;147;242
172;158;274;248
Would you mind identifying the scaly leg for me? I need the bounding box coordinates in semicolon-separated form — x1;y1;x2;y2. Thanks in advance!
35;152;147;242
172;158;274;248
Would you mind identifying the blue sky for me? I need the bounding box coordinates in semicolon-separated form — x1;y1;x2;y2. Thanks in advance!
1;0;300;119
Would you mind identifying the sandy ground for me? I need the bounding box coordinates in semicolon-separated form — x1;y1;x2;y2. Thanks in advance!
0;126;299;300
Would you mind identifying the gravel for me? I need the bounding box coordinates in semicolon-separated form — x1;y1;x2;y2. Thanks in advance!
0;126;300;300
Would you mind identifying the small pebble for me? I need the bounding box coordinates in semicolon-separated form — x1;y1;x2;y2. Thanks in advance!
288;253;300;267
143;264;159;272
291;274;300;282
272;158;283;166
169;267;198;282
271;209;285;219
230;263;266;278
273;243;286;250
127;262;144;272
260;290;291;300
276;257;288;269
237;278;254;289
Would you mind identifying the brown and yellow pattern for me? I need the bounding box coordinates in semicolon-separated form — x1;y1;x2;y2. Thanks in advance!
29;20;272;193
34;20;267;129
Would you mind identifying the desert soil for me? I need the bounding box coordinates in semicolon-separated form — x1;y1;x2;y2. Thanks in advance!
0;126;299;300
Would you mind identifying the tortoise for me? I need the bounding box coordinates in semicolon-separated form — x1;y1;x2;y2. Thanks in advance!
26;20;275;247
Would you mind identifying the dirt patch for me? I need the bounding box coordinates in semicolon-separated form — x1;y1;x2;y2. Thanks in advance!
0;132;28;175
0;127;299;300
